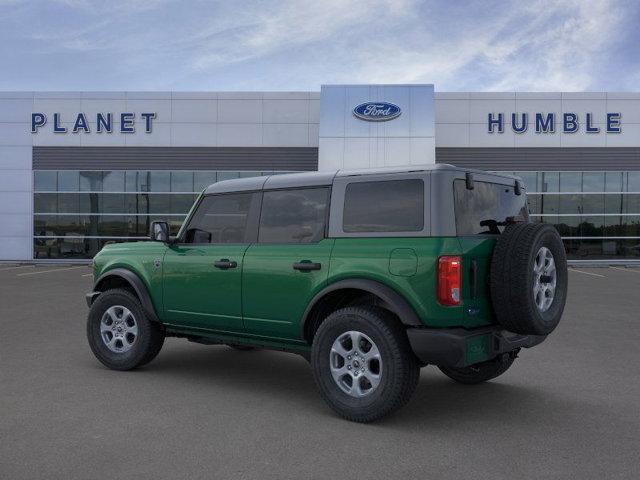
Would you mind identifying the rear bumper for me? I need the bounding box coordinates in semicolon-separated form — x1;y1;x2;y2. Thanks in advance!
406;325;546;368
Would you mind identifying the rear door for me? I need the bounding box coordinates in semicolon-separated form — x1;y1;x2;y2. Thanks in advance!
242;187;333;339
162;192;260;332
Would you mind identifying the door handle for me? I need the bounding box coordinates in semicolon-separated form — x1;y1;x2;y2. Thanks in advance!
214;259;237;269
293;261;321;271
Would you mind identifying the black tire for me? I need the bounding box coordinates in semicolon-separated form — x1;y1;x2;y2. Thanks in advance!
490;223;568;335
227;344;257;351
311;306;420;423
439;353;516;385
86;288;165;371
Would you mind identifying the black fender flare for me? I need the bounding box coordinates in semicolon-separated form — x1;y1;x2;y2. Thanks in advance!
300;278;422;337
92;268;159;322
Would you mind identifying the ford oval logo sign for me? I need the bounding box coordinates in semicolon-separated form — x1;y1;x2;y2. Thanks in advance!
353;102;401;122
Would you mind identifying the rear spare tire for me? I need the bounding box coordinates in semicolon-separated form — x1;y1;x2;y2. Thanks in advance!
490;223;567;335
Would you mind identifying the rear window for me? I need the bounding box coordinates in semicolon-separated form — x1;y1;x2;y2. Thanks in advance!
454;179;528;235
343;179;424;233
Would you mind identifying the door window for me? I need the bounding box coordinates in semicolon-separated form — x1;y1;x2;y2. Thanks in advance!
258;188;329;243
183;193;257;244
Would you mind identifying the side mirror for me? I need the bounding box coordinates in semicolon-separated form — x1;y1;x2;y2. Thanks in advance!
150;221;169;242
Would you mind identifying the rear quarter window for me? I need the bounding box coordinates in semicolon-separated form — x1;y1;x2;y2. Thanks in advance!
454;179;528;235
343;179;424;233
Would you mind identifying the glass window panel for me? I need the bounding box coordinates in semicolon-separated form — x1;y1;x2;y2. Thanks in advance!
98;216;127;236
148;194;171;214
57;171;79;192
604;216;623;237
260;188;330;243
558;194;581;214
565;239;603;259
455;180;529;235
581;194;604;214
148;171;170;192
559;172;582;192
582;172;605;192
552;216;579;237
101;194;125;214
80;172;103;192
623;194;640;214
78;193;100;214
217;171;240;181
239;171;261;178
126;171;146;192
125;194;151;215
57;193;79;213
517;172;537;192
615;240;640;258
34;215;57;236
34;171;57;191
170;172;194;192
540;172;559;192
605;172;623;192
194;172;217;192
170;194;197;214
579;216;604;237
34;193;57;213
185;193;255;244
526;194;541;215
345;180;424;233
627;172;640;192
605;194;623;214
541;194;560;214
102;171;125;192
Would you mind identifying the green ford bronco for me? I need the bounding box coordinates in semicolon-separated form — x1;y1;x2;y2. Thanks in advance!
86;164;568;422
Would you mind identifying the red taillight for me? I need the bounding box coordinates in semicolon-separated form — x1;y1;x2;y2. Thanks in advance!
437;256;461;306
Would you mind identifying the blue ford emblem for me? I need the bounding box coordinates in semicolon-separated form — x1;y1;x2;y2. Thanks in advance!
353;102;402;122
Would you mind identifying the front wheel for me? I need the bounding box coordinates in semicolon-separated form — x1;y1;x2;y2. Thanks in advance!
311;307;419;423
87;288;165;371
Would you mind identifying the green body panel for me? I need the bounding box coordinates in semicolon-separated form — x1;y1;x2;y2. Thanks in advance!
92;241;167;314
92;235;499;344
162;243;249;331
328;237;491;329
241;239;334;339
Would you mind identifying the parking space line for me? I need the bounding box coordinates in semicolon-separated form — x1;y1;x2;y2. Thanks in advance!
82;273;93;277
568;268;606;278
0;265;34;272
609;266;640;274
17;266;86;276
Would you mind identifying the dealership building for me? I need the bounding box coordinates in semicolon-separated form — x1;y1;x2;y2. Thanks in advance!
1;84;639;262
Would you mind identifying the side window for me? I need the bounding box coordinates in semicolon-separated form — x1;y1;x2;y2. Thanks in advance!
343;179;424;233
259;188;329;243
183;193;255;244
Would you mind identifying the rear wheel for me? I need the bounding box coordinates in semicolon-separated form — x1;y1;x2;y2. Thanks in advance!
87;288;165;371
311;306;419;423
438;352;517;385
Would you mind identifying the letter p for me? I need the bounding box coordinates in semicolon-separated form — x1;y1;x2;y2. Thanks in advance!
31;113;46;133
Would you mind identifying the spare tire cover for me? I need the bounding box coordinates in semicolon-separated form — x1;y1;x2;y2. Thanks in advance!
490;223;568;335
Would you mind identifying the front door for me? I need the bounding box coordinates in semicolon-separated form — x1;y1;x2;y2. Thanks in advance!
242;187;333;339
162;191;260;332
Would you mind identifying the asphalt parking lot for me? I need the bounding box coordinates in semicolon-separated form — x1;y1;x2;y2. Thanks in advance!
1;264;639;479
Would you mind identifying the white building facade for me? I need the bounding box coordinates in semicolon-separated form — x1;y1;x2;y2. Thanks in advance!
1;85;639;262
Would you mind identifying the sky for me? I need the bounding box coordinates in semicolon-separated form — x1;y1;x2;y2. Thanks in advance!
0;0;638;92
